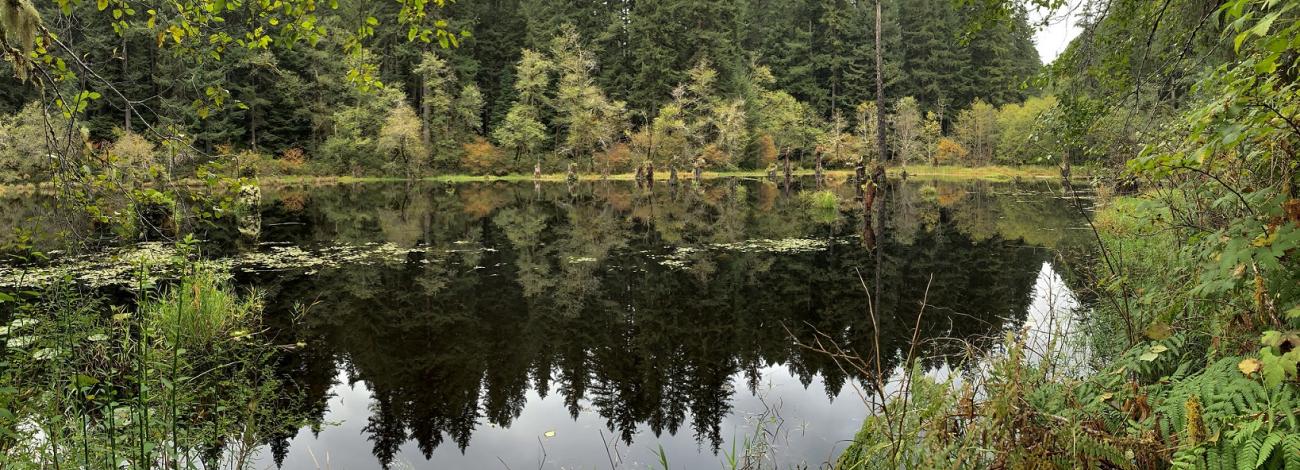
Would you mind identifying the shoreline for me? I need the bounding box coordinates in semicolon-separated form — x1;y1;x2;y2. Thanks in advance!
0;165;1087;195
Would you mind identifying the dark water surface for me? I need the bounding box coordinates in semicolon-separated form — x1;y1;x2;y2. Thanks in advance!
3;177;1093;469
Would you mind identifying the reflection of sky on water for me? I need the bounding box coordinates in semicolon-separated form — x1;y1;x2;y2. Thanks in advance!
263;365;868;469
1021;262;1088;373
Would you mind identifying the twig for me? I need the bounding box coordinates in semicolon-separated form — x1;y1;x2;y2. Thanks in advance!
888;274;932;465
600;428;617;470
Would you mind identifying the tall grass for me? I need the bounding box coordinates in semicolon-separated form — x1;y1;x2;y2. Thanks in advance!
801;190;841;224
142;265;260;349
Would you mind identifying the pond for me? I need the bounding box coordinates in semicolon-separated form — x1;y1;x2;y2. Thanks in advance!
1;176;1094;469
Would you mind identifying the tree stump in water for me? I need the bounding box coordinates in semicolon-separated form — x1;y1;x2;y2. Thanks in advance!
669;166;678;187
566;163;578;185
534;162;542;180
646;162;655;184
814;154;824;186
783;152;792;185
237;184;262;242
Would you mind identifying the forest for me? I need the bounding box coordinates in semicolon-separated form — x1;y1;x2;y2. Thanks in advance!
2;0;1300;468
1;0;1051;182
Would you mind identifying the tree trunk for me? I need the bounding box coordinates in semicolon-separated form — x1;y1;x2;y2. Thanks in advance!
783;149;792;182
249;100;258;149
420;45;432;149
874;0;887;163
815;153;824;186
122;33;131;132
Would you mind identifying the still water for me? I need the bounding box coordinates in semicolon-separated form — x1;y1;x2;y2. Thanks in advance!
3;176;1093;469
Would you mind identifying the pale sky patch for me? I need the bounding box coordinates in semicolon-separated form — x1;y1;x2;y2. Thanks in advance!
1031;0;1086;64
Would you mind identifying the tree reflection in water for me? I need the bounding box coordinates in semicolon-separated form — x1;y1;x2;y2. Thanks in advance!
219;177;1090;468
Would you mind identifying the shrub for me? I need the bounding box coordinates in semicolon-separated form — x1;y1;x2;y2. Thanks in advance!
0;102;61;183
755;133;778;168
461;137;505;175
107;131;159;176
934;137;969;165
597;142;635;173
698;143;729;170
801;190;840;223
280;147;306;168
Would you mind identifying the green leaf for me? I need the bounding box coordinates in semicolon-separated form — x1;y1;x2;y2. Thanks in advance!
71;374;100;388
1235;30;1250;53
1262;331;1284;347
1139;344;1168;362
1145;323;1173;340
1260;348;1289;388
1252;11;1281;37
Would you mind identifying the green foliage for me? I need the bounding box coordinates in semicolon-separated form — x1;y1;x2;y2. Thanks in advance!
0;102;60;183
953;98;999;165
492;49;551;163
492;103;547;163
549;26;626;167
801;190;841;224
317;88;404;175
0;0;1059;182
892;96;923;166
377;102;429;176
994;95;1058;165
141;263;259;350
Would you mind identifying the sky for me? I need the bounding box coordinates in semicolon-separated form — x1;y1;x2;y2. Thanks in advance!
1031;0;1086;64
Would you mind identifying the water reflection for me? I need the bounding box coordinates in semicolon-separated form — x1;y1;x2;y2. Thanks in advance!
0;177;1092;468
213;178;1089;468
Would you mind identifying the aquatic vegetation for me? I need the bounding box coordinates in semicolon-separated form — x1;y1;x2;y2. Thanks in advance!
141;264;259;349
801;190;841;224
651;237;838;270
0;241;483;288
